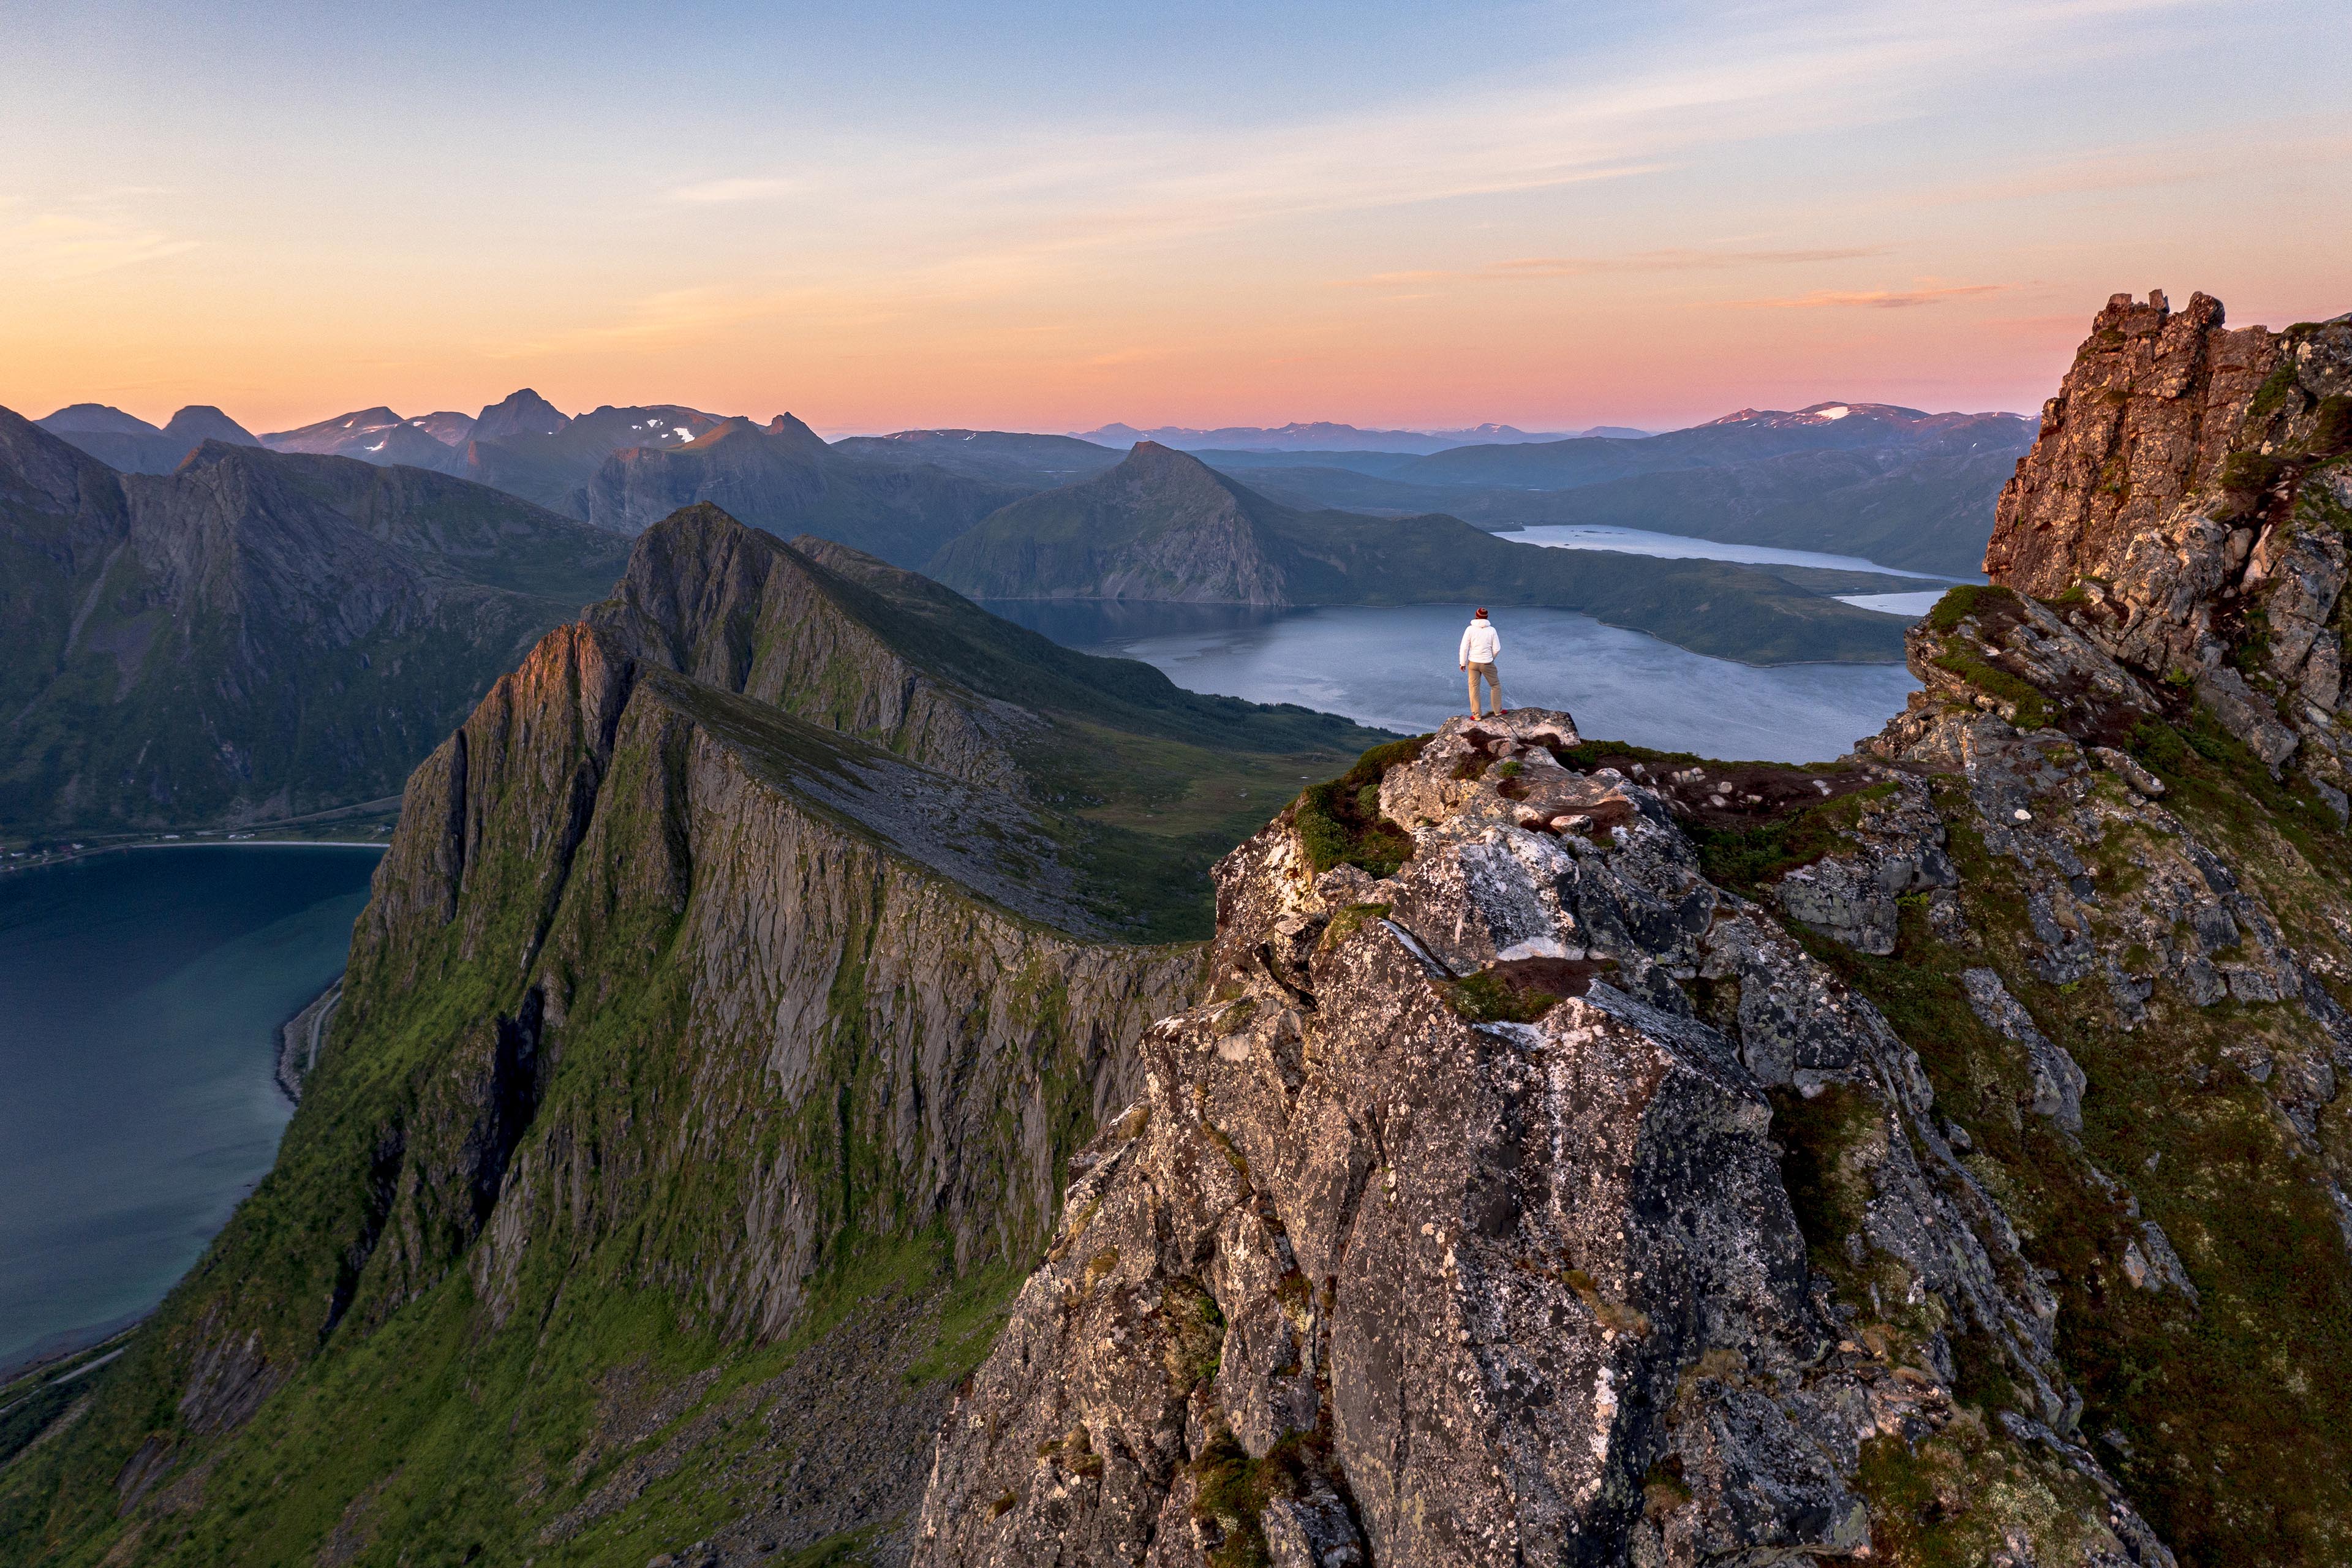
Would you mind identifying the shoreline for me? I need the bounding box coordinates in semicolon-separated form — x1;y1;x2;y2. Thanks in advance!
275;977;345;1104
2;839;390;877
0;1319;145;1393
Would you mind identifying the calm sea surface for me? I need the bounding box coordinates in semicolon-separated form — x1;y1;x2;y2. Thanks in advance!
987;601;1921;762
0;846;380;1374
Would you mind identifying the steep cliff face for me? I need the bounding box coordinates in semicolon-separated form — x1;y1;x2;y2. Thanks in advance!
0;507;1393;1567
1980;292;2352;785
584;505;1032;793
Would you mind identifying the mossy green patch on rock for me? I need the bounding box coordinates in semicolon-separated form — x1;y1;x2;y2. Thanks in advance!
1296;736;1428;877
1924;583;2020;635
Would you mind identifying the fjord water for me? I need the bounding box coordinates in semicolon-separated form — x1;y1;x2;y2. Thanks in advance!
1502;522;1961;579
0;846;381;1374
987;601;1920;762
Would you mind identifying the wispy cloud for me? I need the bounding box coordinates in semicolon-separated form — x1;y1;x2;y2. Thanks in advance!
1916;124;2352;206
1335;246;1887;288
1724;283;2010;310
0;197;197;281
668;176;804;205
642;1;2220;315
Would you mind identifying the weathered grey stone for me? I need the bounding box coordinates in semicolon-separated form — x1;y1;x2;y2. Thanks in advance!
917;713;2167;1567
2198;665;2299;770
1962;967;2087;1132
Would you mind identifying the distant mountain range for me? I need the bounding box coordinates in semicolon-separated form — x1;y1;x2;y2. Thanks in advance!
34;404;260;475
0;407;630;832
929;442;1915;665
581;414;1023;566
33;391;2027;579
1187;402;2035;576
830;428;1120;484
1071;420;1647;454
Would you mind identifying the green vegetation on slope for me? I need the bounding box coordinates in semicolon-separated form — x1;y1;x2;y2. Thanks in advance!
785;530;1398;939
0;657;1185;1566
1773;767;2352;1566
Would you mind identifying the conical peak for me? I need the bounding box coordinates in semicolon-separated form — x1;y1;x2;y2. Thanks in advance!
472;388;570;442
163;406;260;447
1115;439;1231;487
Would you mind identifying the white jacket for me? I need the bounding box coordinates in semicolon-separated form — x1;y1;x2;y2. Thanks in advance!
1459;619;1501;663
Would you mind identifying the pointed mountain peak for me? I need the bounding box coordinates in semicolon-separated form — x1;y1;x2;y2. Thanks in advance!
1112;439;1243;494
472;388;570;443
763;412;830;453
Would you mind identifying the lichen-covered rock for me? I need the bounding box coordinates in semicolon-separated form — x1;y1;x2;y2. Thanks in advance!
916;713;2170;1567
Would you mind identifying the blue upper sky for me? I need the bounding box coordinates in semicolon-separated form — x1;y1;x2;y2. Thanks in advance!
3;0;2345;434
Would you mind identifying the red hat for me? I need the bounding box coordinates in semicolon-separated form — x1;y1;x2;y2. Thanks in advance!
1474;608;1488;617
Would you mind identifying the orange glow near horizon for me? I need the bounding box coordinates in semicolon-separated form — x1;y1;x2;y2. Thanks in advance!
4;2;2345;439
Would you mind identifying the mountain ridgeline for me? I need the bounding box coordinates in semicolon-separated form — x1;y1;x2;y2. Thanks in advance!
1204;403;2035;578
254;398;1027;569
929;440;1916;665
34;404;261;475
582;415;1024;565
17;296;2350;1568
0;409;632;832
47;390;2029;583
0;500;1390;1563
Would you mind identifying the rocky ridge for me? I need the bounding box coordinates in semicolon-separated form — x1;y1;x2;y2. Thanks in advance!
916;293;2352;1567
914;711;2174;1567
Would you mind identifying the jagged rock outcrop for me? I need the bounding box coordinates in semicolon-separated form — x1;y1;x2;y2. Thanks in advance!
916;712;2173;1567
1980;291;2352;783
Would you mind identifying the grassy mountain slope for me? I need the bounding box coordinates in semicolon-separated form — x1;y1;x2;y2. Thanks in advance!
587;505;1393;938
0;503;1394;1566
0;410;631;832
929;441;1917;664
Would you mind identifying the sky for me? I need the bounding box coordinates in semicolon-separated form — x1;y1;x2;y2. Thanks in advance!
1;0;2345;437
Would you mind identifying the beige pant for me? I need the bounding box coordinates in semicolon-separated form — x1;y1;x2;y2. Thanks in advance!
1466;661;1502;714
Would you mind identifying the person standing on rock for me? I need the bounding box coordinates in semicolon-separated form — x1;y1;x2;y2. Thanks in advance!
1459;607;1506;717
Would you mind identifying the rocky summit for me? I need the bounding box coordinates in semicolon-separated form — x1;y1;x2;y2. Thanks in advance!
914;711;2169;1567
916;292;2352;1568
